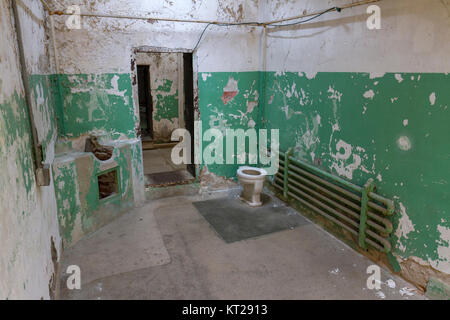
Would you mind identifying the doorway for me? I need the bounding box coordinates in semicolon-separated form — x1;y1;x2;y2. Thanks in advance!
137;65;153;140
136;51;196;187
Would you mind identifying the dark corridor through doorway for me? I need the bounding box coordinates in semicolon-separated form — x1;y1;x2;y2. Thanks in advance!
183;52;195;177
137;65;153;140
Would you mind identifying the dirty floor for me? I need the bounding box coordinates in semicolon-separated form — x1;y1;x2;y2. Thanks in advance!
143;148;187;174
60;187;425;300
143;148;194;186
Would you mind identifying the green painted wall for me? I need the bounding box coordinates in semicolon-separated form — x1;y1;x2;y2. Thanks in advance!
136;51;182;142
151;78;180;143
1;74;58;193
50;72;143;246
198;72;261;178
261;71;449;271
53;144;135;246
28;74;59;158
152;79;179;122
57;73;137;139
53;159;81;244
0;76;60;299
0;91;35;198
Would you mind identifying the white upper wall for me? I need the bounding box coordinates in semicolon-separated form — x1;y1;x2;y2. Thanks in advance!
0;1;24;102
49;0;262;73
17;0;54;75
49;0;450;75
262;0;450;74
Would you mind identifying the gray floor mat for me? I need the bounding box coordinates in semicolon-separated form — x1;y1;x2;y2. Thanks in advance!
145;170;194;187
193;193;310;243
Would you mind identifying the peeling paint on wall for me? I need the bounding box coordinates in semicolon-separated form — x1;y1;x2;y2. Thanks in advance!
395;203;416;252
0;0;61;300
262;71;450;282
199;72;260;178
53;137;139;247
432;225;450;274
58;73;137;139
136;52;183;142
222;77;239;105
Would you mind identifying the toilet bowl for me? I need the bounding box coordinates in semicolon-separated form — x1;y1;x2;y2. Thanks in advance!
237;166;267;207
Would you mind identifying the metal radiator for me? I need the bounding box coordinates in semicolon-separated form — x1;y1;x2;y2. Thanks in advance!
272;149;395;253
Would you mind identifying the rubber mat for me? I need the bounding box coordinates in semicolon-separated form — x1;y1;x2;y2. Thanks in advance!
145;170;194;187
193;194;310;243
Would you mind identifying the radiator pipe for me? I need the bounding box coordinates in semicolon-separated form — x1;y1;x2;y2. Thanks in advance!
275;154;394;252
280;151;394;215
274;182;390;252
277;171;392;234
279;164;393;233
280;157;389;215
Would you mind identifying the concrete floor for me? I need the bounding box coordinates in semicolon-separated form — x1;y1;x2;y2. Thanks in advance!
143;148;194;186
60;187;424;300
143;148;186;175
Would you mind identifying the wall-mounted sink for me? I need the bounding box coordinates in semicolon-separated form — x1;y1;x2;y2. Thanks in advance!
85;135;114;161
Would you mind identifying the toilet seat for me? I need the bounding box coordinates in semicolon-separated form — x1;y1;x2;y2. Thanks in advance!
237;166;267;180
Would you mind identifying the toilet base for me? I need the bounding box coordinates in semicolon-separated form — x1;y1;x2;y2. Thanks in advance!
237;166;267;208
239;196;263;207
239;183;263;207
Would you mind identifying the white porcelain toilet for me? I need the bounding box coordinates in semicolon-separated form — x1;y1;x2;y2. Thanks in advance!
237;166;267;207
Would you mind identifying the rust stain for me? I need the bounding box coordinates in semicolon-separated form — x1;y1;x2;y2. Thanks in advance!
222;91;238;105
